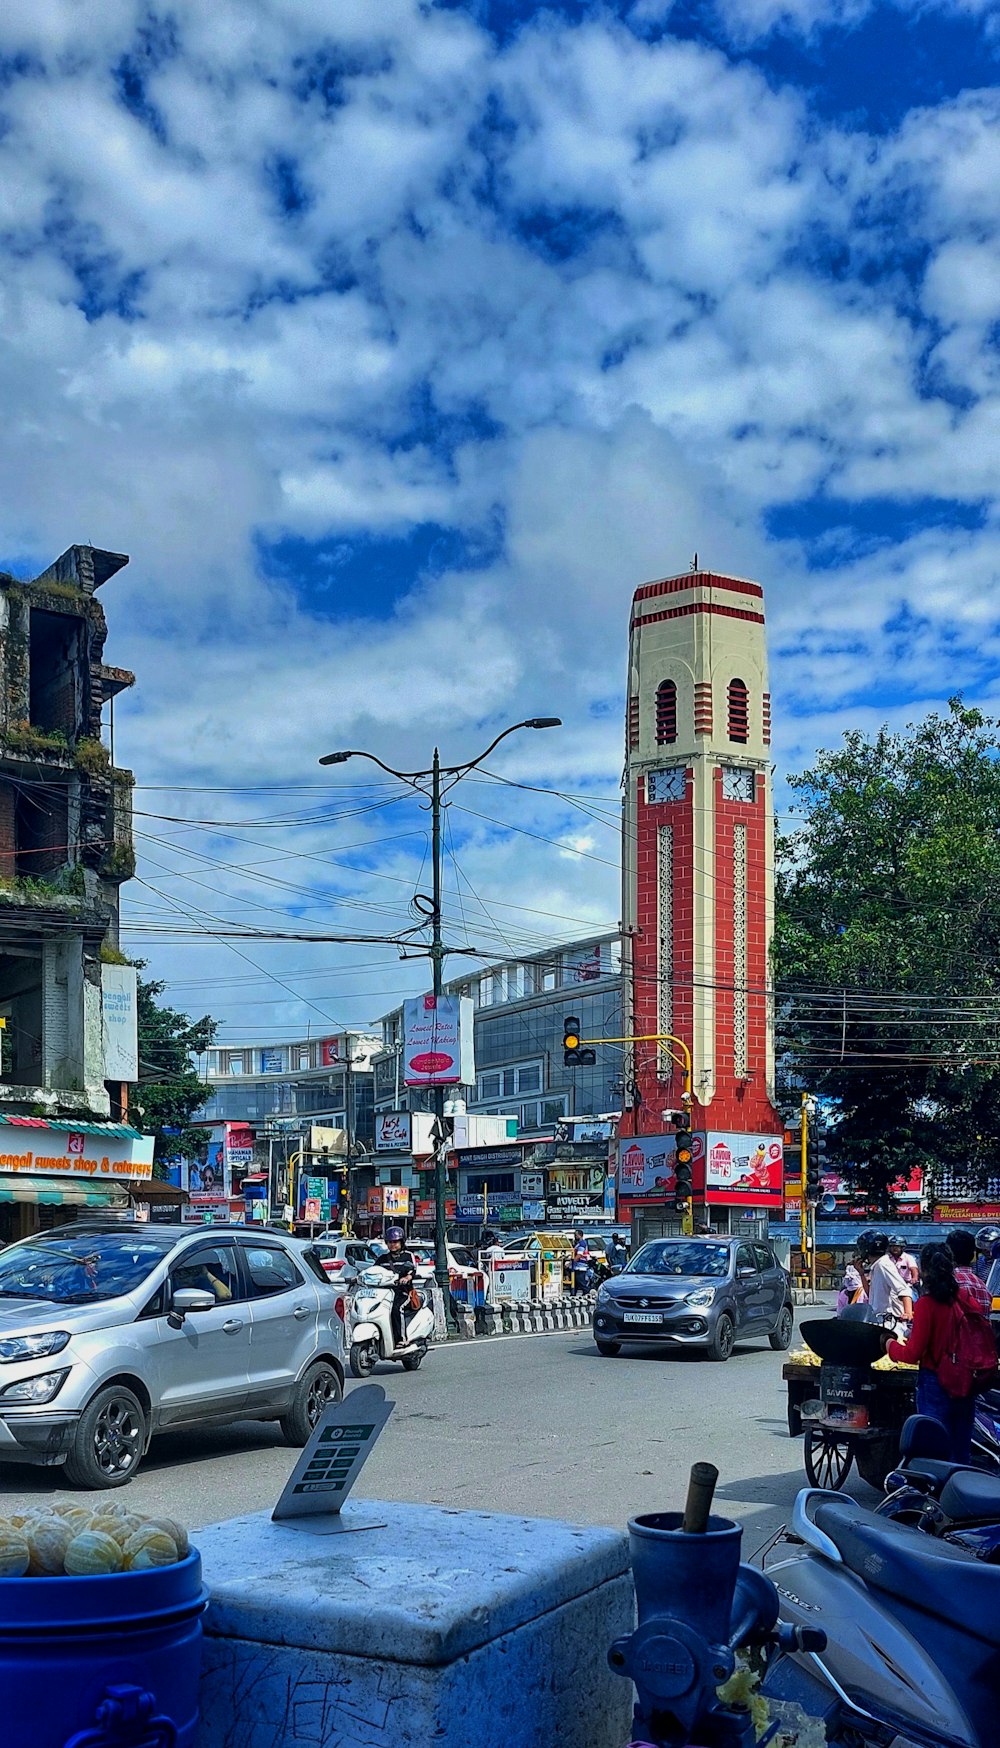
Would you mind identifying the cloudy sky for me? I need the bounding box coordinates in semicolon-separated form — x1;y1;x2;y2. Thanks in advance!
1;0;997;1041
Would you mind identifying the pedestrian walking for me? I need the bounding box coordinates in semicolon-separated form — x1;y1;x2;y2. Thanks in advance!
946;1227;994;1315
836;1249;868;1313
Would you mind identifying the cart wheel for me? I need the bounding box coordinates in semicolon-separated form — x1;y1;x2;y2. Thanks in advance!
804;1427;853;1490
856;1437;896;1492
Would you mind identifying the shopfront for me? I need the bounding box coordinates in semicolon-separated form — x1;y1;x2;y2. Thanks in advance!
0;1118;156;1245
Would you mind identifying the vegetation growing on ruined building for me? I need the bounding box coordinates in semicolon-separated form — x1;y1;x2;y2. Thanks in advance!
4;721;69;757
74;736;111;776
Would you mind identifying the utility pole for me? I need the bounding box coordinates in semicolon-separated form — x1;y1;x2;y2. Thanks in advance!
428;746;454;1330
320;718;561;1341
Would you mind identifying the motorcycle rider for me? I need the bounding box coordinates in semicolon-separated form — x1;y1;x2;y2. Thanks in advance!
383;1225;417;1346
866;1231;913;1335
974;1224;1000;1283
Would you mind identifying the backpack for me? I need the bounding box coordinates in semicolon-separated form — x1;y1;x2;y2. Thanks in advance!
936;1299;1000;1399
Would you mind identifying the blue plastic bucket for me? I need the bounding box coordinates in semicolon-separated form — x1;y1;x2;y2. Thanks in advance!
0;1550;207;1748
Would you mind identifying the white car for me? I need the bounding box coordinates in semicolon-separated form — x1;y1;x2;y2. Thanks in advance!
409;1243;478;1280
310;1237;382;1282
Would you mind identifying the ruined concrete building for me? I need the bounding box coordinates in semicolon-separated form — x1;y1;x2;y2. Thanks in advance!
0;545;135;1117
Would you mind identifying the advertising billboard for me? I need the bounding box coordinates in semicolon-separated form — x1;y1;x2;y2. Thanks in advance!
101;964;139;1083
402;994;474;1087
705;1133;783;1206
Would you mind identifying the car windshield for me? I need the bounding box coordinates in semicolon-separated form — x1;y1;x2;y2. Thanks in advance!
625;1241;731;1279
450;1246;475;1267
0;1231;174;1303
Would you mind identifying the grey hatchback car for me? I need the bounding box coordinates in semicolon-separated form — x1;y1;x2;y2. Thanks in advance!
592;1236;794;1361
0;1222;346;1487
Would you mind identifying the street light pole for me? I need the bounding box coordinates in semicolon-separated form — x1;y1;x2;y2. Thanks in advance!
320;718;561;1336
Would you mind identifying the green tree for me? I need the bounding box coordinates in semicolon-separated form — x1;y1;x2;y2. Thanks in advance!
774;699;1000;1210
135;974;217;1168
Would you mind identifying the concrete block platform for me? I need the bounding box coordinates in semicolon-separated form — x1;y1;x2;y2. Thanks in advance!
195;1499;634;1748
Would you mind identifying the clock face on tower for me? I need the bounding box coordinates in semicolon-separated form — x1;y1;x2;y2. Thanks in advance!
721;766;756;803
646;767;686;803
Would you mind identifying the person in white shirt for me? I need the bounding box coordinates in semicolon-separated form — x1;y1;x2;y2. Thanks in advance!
888;1236;919;1293
866;1233;913;1335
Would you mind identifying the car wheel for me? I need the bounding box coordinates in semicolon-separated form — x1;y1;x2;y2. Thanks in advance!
280;1361;343;1447
769;1307;795;1351
595;1339;622;1357
63;1386;146;1489
349;1339;378;1380
707;1314;735;1362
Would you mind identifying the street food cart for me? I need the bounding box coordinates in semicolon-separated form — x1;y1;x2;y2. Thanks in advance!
783;1316;917;1491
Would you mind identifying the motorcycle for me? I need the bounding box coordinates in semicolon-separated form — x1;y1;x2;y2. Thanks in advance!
608;1460;1000;1748
348;1264;435;1379
876;1404;1000;1561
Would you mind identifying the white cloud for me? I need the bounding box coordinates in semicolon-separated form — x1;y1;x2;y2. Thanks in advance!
0;0;998;1023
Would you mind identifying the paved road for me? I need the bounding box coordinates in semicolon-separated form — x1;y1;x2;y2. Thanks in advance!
0;1307;868;1540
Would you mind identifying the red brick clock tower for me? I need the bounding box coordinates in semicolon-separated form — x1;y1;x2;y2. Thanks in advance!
618;569;783;1225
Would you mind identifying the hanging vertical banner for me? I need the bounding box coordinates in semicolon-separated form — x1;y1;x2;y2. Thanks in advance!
101;965;139;1082
402;995;474;1086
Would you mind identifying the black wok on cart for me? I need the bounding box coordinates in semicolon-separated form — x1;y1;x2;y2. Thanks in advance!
783;1315;917;1491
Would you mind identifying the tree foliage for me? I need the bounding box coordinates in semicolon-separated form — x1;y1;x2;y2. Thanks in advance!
774;699;1000;1208
135;973;216;1167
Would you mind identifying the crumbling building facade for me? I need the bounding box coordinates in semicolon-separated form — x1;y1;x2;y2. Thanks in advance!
0;545;135;1118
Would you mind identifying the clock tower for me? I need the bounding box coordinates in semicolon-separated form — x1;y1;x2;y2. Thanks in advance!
619;568;783;1222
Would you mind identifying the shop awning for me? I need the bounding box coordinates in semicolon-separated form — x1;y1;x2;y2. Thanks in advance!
0;1116;144;1140
126;1179;189;1204
0;1176;128;1207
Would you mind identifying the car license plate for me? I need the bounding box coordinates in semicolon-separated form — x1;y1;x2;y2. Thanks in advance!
623;1311;661;1324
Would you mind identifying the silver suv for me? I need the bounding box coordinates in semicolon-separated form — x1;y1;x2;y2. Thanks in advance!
0;1222;346;1487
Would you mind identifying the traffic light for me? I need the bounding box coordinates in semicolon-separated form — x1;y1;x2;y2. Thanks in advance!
671;1109;694;1209
806;1123;826;1202
563;1015;596;1068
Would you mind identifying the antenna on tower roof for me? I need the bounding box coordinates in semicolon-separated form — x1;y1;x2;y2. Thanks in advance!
690;552;699;571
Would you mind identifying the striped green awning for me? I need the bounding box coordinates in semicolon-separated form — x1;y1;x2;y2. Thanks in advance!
0;1116;144;1140
0;1176;128;1207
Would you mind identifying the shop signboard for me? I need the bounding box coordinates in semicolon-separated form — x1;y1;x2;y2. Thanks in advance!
402;994;474;1087
375;1112;411;1153
0;1127;155;1182
367;1188;383;1218
261;1048;286;1074
224;1123;255;1181
414;1198;457;1222
455;1147;521;1170
321;1039;342;1066
101;964;139;1083
934;1202;1000;1223
456;1196;522;1222
522;1199;546;1221
520;1171;545;1199
382;1185;410;1216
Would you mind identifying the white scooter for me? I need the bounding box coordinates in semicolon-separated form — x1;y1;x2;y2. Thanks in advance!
348;1264;435;1378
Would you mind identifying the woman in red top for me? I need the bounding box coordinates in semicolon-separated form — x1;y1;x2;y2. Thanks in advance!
887;1244;980;1462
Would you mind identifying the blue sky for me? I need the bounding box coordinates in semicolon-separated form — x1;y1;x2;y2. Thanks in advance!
0;0;997;1037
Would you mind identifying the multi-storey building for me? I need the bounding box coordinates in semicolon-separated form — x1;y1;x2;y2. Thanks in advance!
0;544;150;1242
370;934;622;1235
195;1030;379;1136
619;567;783;1235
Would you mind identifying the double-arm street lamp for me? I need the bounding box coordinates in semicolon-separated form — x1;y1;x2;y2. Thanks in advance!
319;719;561;1327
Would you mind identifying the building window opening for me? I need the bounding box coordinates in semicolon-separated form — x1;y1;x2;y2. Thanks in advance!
29;610;83;740
655;680;677;745
727;678;749;743
0;951;44;1083
14;785;69;879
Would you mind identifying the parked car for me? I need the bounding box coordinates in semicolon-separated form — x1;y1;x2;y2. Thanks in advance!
311;1236;382;1282
409;1242;478;1279
0;1222;346;1487
592;1236;794;1361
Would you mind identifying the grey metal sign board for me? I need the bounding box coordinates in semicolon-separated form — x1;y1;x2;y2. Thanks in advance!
272;1383;395;1535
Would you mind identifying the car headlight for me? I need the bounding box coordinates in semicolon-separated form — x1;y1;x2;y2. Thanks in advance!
596;1283;611;1301
685;1287;716;1307
0;1330;71;1363
0;1369;69;1404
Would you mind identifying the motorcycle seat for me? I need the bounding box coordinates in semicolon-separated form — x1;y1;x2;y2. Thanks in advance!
939;1468;1000;1524
812;1498;1000;1643
903;1457;981;1488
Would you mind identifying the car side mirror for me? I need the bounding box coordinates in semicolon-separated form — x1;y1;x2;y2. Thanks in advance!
737;1265;756;1278
168;1286;216;1329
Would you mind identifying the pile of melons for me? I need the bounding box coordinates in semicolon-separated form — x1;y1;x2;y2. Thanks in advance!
0;1502;189;1576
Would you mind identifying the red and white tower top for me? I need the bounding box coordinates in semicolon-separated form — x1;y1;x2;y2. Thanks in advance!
620;568;782;1214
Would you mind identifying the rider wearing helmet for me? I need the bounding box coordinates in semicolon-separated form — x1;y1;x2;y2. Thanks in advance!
974;1226;1000;1283
384;1226;417;1345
